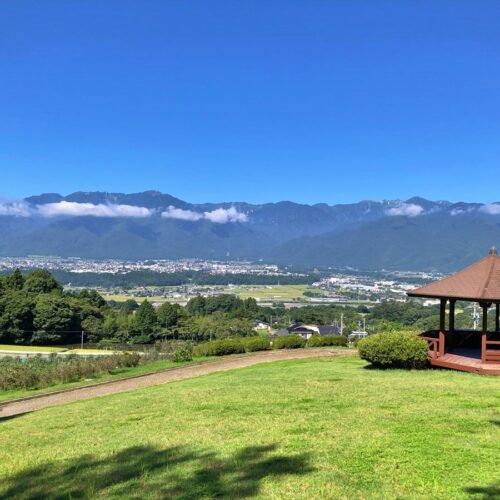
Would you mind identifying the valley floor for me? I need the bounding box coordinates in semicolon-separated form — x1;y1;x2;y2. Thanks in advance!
0;356;499;499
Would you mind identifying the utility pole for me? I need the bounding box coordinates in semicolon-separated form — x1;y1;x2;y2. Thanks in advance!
340;313;344;335
81;330;84;350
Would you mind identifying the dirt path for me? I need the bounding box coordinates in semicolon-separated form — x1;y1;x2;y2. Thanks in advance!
0;349;353;417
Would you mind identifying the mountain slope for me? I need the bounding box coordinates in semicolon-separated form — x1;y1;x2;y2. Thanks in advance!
0;191;499;271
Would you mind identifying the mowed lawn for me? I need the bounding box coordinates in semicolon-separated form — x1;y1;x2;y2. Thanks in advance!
0;356;499;499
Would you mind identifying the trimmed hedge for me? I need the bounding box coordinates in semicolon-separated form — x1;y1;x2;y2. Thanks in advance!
193;338;245;357
357;332;428;369
307;335;347;347
272;335;306;349
243;336;271;352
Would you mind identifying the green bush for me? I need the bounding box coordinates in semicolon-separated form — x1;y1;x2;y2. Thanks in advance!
307;335;347;347
243;336;270;352
172;346;193;363
193;338;245;357
272;335;306;349
357;332;428;369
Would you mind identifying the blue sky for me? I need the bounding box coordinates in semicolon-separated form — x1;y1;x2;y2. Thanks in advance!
1;1;499;205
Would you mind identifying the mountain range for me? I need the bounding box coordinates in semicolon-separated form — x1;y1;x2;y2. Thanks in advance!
0;191;499;271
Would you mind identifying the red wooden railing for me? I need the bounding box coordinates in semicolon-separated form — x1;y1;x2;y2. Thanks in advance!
483;336;500;363
421;335;441;359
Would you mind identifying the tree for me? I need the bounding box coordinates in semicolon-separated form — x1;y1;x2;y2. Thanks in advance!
186;295;206;316
32;295;78;344
23;270;62;294
4;269;25;291
157;302;183;328
81;315;104;343
131;300;158;342
0;291;35;344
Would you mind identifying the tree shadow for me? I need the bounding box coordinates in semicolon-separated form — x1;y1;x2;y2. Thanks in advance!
463;482;500;499
0;444;313;499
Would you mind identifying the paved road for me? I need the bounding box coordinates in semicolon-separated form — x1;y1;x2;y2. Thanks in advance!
0;349;354;417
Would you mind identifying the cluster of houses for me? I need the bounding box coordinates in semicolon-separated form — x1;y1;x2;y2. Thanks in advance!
254;320;368;344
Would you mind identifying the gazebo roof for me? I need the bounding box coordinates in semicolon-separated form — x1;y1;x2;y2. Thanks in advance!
408;248;500;303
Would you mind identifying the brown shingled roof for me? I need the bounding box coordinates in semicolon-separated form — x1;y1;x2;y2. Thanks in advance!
408;248;500;302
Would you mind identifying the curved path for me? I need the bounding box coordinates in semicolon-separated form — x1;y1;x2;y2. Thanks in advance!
0;348;353;418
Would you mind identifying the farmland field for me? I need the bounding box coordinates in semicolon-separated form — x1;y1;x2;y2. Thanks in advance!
102;284;317;304
0;356;498;499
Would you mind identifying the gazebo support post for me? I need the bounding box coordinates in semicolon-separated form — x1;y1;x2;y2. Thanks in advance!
496;303;499;333
439;299;447;357
481;303;488;363
449;300;456;349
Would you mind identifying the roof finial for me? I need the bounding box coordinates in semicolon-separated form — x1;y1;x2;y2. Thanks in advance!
489;246;498;256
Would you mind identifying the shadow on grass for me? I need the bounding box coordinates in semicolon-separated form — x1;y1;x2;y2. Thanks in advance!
464;482;500;499
0;444;312;499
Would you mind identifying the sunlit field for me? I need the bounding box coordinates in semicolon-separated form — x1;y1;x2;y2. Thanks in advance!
1;356;498;499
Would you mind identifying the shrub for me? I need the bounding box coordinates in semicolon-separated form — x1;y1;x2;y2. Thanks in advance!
357;332;428;369
193;338;245;357
307;335;348;347
0;352;143;392
243;336;270;352
272;335;306;349
172;346;193;363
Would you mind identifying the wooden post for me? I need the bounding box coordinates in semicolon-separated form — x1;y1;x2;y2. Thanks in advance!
481;303;488;363
438;299;447;357
449;300;456;349
496;303;500;333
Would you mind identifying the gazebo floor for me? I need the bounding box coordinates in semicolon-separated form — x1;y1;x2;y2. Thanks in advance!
430;352;500;375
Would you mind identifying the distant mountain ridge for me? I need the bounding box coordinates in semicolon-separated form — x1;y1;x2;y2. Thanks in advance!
0;191;499;271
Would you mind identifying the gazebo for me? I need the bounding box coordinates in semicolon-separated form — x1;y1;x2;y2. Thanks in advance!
407;247;500;375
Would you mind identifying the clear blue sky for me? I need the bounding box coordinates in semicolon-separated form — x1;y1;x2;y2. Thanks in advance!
1;1;499;204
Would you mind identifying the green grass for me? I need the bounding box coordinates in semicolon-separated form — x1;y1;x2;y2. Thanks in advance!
0;344;67;353
0;356;212;403
1;356;498;499
223;284;314;301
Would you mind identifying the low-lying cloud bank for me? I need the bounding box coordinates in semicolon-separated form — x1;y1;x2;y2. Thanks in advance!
0;200;248;223
162;206;248;223
0;201;32;217
37;201;153;218
480;203;500;215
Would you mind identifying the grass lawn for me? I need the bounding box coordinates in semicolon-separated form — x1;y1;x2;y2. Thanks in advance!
0;356;212;403
0;356;499;499
0;344;67;353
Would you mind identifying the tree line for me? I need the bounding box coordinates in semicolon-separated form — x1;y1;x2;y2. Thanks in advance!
0;269;454;347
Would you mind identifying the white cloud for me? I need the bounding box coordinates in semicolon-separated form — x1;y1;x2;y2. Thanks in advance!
204;207;248;223
161;205;248;223
0;201;32;217
37;201;153;218
161;206;203;221
385;203;424;217
479;203;500;215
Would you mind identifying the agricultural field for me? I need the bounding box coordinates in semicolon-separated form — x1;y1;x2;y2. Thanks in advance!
0;345;67;353
101;284;317;305
222;284;314;301
1;356;498;499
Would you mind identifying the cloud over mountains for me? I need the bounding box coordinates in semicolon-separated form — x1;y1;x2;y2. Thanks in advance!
0;199;249;224
37;201;154;218
161;205;248;223
385;202;424;217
